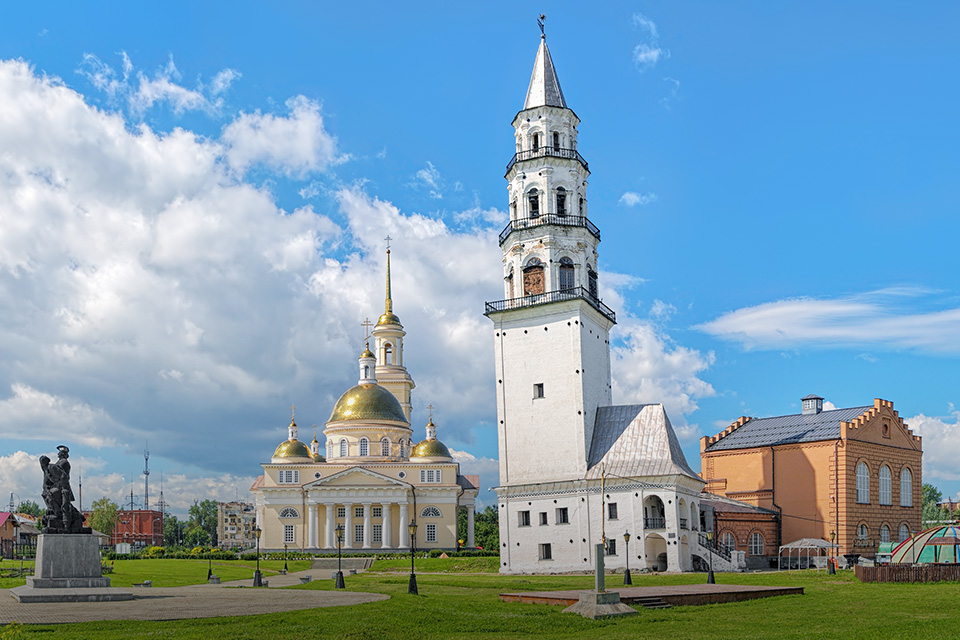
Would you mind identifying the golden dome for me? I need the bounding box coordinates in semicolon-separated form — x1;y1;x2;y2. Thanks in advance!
377;311;401;326
412;438;452;459
273;439;312;459
328;383;408;423
360;344;375;359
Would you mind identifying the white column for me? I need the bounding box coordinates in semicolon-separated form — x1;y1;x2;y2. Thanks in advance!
308;504;319;549
324;503;335;550
362;503;372;549
344;503;353;549
467;505;476;548
399;502;410;548
382;502;392;549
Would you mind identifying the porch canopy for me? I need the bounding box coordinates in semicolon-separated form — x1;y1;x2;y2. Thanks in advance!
778;538;838;571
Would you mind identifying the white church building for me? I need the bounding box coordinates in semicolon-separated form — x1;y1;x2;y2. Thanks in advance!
487;30;724;574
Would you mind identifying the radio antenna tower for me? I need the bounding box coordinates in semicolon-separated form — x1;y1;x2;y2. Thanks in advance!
143;442;150;510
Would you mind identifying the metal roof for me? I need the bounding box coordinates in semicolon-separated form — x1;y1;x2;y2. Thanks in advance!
704;406;871;452
523;37;567;109
586;404;701;482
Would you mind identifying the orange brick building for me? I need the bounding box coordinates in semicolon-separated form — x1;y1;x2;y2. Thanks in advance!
111;509;164;548
700;396;922;559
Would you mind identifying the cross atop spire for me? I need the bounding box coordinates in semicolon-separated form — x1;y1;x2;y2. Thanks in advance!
427;403;435;420
361;317;374;341
290;404;296;422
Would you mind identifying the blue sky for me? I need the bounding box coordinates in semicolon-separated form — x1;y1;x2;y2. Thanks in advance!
1;2;959;515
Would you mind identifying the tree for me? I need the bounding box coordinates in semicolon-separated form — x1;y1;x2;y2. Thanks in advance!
922;483;942;507
163;514;182;547
921;483;950;528
89;498;119;536
16;500;43;518
185;499;219;547
458;505;499;551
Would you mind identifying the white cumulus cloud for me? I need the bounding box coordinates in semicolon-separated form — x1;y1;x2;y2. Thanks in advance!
620;191;658;207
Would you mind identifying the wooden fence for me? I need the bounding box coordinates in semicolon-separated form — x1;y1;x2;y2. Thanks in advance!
855;564;960;583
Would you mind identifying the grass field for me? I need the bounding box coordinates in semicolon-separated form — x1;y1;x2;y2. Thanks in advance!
5;559;959;639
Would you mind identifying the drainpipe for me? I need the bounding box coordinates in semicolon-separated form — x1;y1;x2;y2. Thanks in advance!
834;439;841;558
770;446;782;553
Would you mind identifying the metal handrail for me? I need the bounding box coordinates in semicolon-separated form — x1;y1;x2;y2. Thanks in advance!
644;517;666;530
506;146;589;174
484;286;616;324
499;215;600;245
698;532;733;561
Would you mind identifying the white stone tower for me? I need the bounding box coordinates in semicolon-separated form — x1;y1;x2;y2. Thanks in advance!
372;244;416;421
486;31;616;486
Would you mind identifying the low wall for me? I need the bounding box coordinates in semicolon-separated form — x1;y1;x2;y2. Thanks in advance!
855;564;960;583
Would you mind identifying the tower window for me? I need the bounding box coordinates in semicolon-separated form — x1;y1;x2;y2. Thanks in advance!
556;187;566;216
523;258;544;295
359;437;369;456
553;132;560;151
556;507;569;524
588;268;598;299
399;439;406;458
539;512;548;526
533;383;544;399
559;257;575;290
519;511;531;527
532;132;540;152
381;437;390;456
528;190;540;217
384;343;393;364
579;196;584;215
339;439;347;457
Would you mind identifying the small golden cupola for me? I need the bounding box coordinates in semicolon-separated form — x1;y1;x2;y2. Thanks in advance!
309;430;325;463
272;413;313;462
326;346;409;424
412;415;453;461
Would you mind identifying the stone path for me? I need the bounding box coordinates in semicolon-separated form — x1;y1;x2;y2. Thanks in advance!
0;568;386;624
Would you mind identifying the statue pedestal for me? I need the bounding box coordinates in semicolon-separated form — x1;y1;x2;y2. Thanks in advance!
562;591;639;620
11;534;133;602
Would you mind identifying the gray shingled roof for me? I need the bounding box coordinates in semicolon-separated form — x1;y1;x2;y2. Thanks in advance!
704;406;871;452
524;38;567;109
585;404;701;481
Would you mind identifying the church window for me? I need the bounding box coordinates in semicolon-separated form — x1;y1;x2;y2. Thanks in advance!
363;365;370;378
327;440;333;459
372;506;382;518
607;503;618;520
749;532;764;556
553;131;560;151
384;343;393;364
579;196;584;215
420;469;442;483
588;267;598;299
510;199;517;219
372;524;382;543
539;512;548;526
899;524;909;542
858;524;868;541
539;543;552;560
533;383;544;399
355;524;364;544
606;539;617;555
721;531;736;552
279;507;299;518
339;439;348;457
900;468;913;507
506;268;515;298
528;189;540;217
558;257;575;290
556;507;569;524
518;511;531;527
881;524;890;543
355;506;365;519
523;258;545;295
337;507;346;518
425;523;437;543
856;462;870;504
421;506;442;518
360;438;369;457
532;132;540;152
879;465;892;505
278;470;299;484
556;187;566;215
283;525;295;544
399;439;406;458
381;438;390;456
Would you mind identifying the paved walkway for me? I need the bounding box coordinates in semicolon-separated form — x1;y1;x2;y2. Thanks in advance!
0;568;387;624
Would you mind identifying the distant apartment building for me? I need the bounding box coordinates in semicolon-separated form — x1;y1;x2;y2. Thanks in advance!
218;501;257;549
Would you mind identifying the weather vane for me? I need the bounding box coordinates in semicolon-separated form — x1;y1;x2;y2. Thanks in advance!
538;14;546;37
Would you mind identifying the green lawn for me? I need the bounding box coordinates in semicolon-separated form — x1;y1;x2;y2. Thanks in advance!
7;562;960;639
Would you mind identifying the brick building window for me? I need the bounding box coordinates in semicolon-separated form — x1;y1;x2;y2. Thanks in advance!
899;524;910;542
856;462;870;504
858;524;868;541
749;532;764;556
721;531;736;552
900;468;913;507
880;524;890;543
879;465;892;505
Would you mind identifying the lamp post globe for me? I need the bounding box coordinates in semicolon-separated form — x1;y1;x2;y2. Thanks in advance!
253;526;263;587
706;531;716;584
334;524;345;589
623;530;632;585
408;519;419;595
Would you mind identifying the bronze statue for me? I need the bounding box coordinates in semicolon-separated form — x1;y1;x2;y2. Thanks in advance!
39;445;90;534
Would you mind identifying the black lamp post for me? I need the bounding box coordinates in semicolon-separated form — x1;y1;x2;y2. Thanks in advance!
334;524;345;589
252;526;263;587
706;531;716;584
828;531;836;574
283;542;288;573
623;530;632;585
408;519;418;595
208;552;213;580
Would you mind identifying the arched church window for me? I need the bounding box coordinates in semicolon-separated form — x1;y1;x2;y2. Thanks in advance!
523;258;545;296
359;437;369;456
363;365;370;378
558;257;575;290
381;438;390;456
856;462;870;504
879;465;892;505
880;524;890;543
553;132;560;151
900;468;913;507
749;532;764;556
279;507;300;519
420;506;442;518
556;187;566;216
587;267;598;299
579;196;584;215
532;132;540;152
899;523;909;542
339;438;347;457
384;343;393;365
528;189;540;218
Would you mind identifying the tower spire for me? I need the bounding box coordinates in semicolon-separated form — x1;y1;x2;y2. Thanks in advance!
385;236;393;315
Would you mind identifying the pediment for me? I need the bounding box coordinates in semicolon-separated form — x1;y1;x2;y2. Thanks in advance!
304;466;410;489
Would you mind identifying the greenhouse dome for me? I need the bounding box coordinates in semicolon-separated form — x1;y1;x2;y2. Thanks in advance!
891;524;960;564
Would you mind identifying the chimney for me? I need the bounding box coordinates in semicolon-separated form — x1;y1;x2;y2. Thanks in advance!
802;394;823;415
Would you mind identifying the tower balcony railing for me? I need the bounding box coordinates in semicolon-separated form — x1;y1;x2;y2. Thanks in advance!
506;146;589;174
498;214;600;245
484;286;616;324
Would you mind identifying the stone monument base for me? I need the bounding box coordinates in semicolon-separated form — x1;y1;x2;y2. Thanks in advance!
9;534;133;603
562;590;639;620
